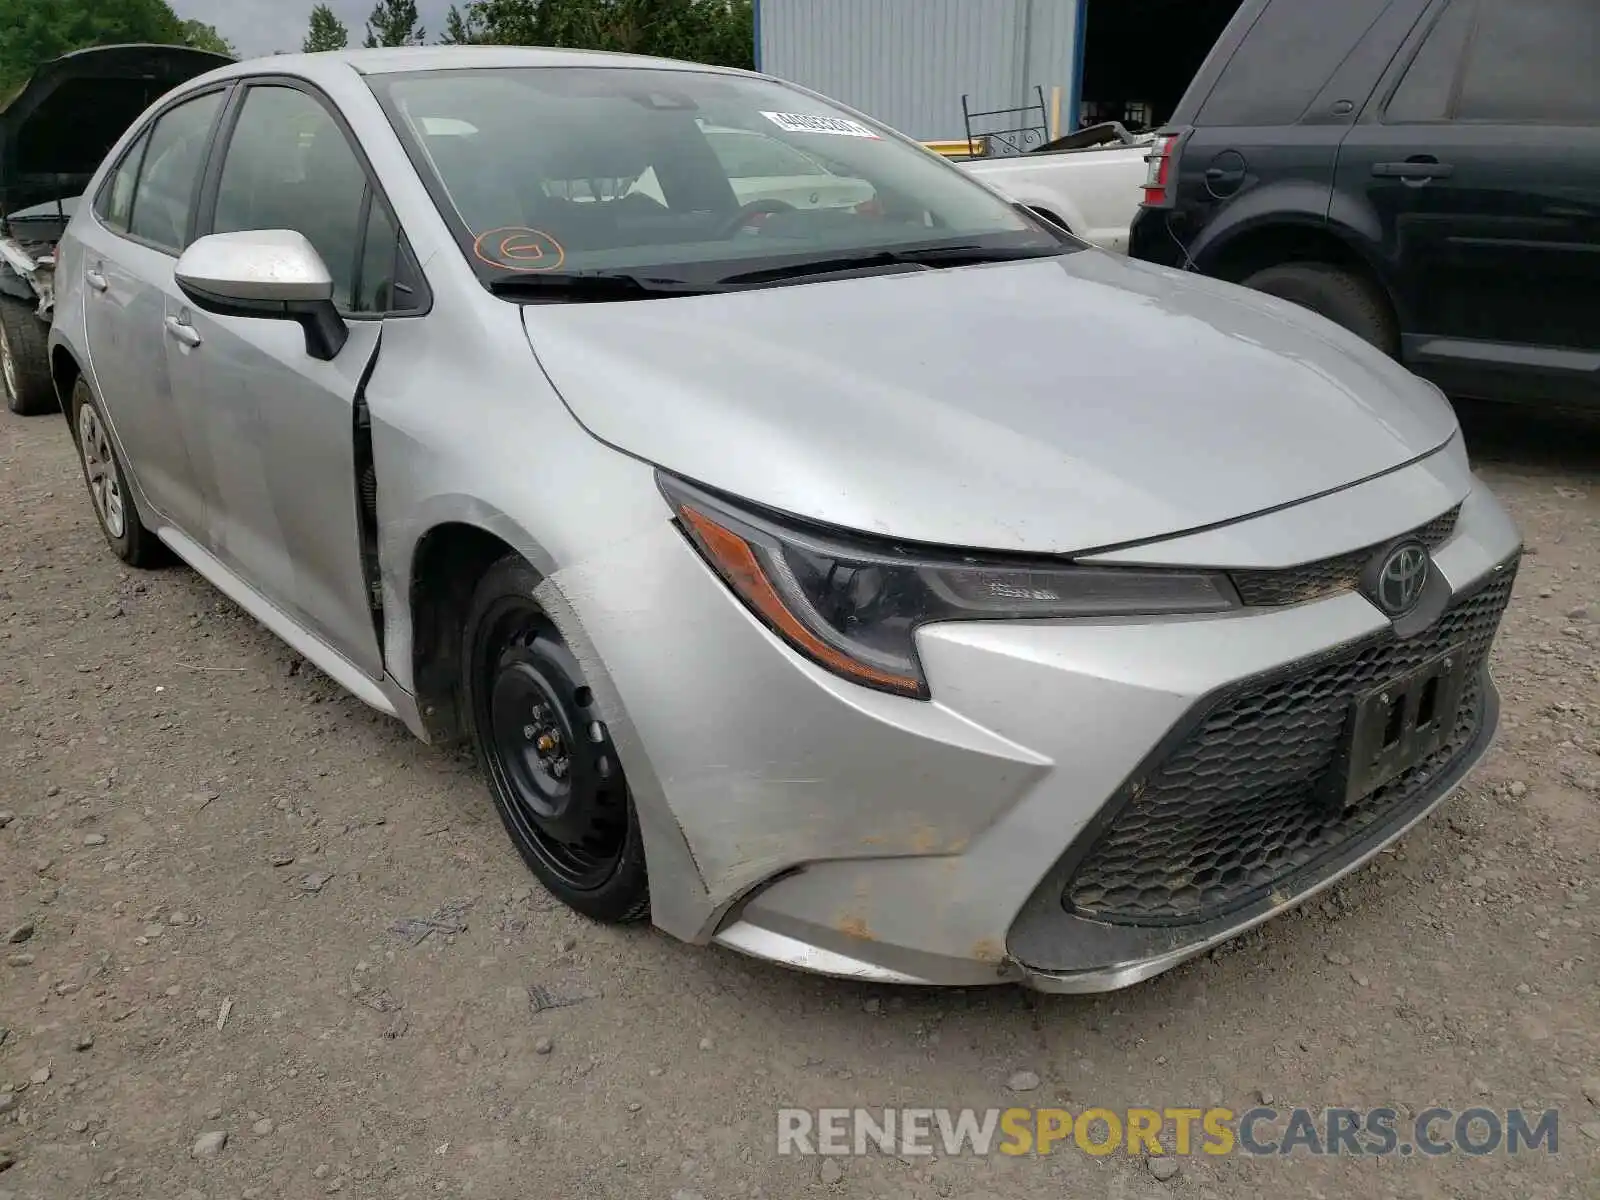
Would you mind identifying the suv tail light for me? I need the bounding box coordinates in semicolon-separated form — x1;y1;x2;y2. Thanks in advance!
1142;132;1183;207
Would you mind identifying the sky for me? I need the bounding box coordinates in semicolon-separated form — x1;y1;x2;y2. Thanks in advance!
172;0;457;57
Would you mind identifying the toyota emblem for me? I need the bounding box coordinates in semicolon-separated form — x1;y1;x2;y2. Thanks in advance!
1374;542;1430;616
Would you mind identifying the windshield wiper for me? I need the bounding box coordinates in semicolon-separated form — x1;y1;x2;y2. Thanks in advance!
486;271;718;301
715;243;1063;287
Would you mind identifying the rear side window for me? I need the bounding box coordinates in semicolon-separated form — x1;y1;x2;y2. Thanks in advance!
1457;0;1600;124
94;130;151;233
1198;0;1392;125
1384;0;1477;123
127;90;225;253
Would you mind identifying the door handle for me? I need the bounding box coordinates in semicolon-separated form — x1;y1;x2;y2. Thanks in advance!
85;269;109;293
164;315;202;348
1372;159;1454;181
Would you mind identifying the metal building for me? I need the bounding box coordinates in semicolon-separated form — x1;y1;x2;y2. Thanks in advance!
754;0;1085;147
754;0;1247;150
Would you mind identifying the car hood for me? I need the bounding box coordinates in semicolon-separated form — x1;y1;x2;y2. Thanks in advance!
1;44;233;219
522;251;1458;555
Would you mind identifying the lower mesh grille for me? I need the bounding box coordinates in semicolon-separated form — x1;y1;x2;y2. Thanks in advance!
1063;562;1516;926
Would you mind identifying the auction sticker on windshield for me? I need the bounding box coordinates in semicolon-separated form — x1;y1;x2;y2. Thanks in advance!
761;111;880;139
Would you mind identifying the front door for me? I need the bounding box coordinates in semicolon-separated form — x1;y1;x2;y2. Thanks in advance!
1335;0;1600;403
81;89;227;540
165;82;393;679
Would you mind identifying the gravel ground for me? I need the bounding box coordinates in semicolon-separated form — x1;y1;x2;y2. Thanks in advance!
0;399;1596;1200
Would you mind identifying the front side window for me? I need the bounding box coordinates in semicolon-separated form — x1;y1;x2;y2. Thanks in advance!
212;85;369;310
127;90;224;252
369;66;1066;289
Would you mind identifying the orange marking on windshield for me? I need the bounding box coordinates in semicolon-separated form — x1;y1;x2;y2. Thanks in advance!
472;226;567;273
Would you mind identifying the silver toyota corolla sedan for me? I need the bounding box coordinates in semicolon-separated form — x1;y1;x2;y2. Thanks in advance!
48;47;1520;992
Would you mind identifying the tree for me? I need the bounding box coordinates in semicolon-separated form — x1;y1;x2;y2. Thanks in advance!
0;0;192;90
444;0;754;68
440;5;485;45
180;19;235;57
303;3;350;53
363;0;424;48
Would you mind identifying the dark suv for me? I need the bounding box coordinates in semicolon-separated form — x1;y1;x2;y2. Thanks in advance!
1130;0;1600;408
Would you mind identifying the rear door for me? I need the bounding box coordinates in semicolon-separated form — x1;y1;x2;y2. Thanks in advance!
80;87;228;540
165;80;424;678
1334;0;1600;403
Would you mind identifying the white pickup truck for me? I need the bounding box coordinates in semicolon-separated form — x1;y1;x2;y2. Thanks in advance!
956;124;1153;254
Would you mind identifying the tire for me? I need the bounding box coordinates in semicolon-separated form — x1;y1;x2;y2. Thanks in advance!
0;297;58;415
462;554;649;923
69;378;167;567
1240;262;1398;355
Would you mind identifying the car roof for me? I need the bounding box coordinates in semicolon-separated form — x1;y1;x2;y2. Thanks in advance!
200;45;748;84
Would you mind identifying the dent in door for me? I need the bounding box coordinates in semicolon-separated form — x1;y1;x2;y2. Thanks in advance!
168;306;386;678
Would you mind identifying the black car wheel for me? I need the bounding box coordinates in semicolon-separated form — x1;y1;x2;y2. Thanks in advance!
70;378;166;567
0;298;58;415
1242;262;1398;356
463;555;649;922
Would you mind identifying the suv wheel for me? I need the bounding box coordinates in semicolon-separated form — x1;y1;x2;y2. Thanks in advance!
1241;262;1398;355
463;554;650;923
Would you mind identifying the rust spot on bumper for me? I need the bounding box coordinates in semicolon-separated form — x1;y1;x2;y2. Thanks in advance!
970;937;1004;964
837;915;876;941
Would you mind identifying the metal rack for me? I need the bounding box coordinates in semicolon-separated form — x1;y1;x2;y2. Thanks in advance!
960;86;1050;158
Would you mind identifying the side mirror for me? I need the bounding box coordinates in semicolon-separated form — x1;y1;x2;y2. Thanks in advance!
175;230;348;361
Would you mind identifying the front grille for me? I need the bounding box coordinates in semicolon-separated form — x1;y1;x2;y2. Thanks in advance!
1063;561;1515;926
1230;505;1461;607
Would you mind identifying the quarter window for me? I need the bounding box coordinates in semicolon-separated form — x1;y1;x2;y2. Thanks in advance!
1196;0;1390;126
352;197;423;314
212;86;370;310
126;90;224;252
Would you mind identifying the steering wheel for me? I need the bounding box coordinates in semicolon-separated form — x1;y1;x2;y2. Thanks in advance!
719;198;795;238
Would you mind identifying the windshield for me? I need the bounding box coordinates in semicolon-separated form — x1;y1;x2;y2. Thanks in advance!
703;127;828;178
368;66;1070;289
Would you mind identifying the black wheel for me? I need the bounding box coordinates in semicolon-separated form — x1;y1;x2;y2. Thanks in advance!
1;297;58;415
1241;262;1398;355
69;378;167;567
463;555;649;923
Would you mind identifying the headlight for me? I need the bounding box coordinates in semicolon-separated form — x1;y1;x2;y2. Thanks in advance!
659;474;1239;699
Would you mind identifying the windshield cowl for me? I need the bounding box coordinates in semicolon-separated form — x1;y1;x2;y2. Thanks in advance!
482;238;1070;302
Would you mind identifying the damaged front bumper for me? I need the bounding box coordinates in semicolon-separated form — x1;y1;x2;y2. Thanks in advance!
542;443;1520;993
704;483;1521;992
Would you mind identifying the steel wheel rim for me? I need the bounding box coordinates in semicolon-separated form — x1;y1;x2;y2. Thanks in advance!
0;321;17;402
475;601;628;891
77;403;126;540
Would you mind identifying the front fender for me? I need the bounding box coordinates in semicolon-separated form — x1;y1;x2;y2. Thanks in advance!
382;498;714;944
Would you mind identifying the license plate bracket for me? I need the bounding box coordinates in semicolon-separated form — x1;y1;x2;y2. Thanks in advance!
1336;646;1470;808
